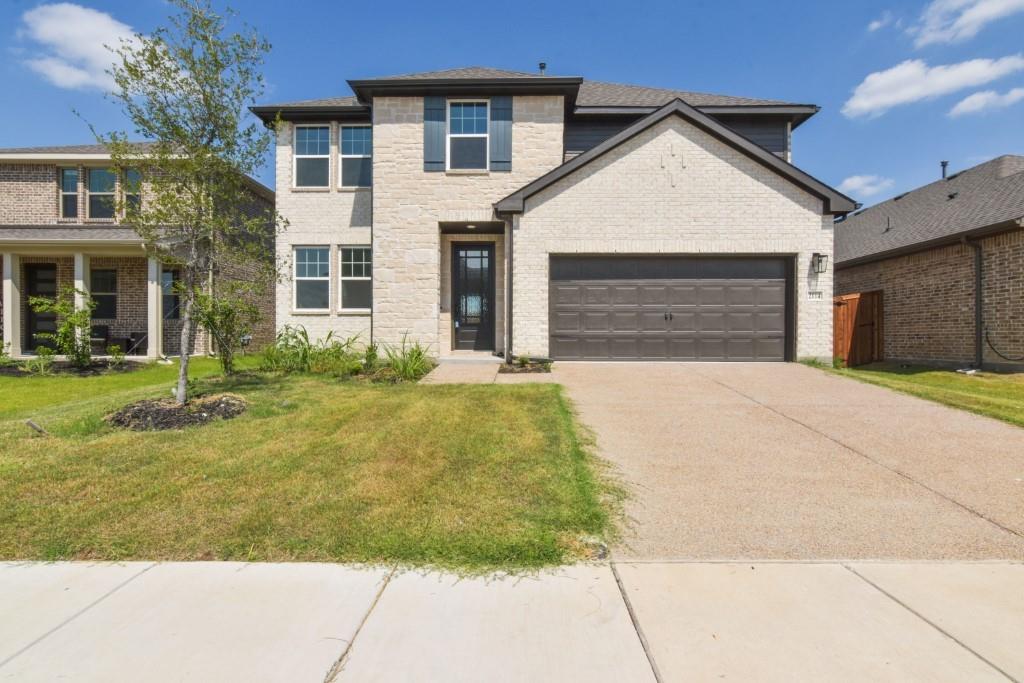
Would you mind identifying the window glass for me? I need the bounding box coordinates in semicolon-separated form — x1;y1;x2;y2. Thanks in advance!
340;247;372;310
340;126;372;188
449;102;488;135
91;269;118;319
450;138;487;169
162;270;180;320
125;169;142;212
295;247;330;310
60;168;78;218
294;126;330;188
341;127;372;156
87;169;116;218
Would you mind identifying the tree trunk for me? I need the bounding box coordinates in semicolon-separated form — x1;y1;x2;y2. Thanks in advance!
175;300;193;405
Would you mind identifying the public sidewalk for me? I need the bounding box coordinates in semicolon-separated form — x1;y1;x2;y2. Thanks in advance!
1;560;1021;681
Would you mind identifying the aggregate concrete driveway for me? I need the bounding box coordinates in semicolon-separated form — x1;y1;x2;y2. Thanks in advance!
552;362;1024;560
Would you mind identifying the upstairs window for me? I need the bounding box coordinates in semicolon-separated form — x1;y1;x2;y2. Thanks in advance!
294;126;330;187
340;247;372;311
294;246;330;311
447;101;488;170
340;126;372;188
91;269;118;319
87;168;116;219
59;168;78;218
124;168;142;213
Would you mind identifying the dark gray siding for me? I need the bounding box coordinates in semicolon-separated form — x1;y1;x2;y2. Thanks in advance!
564;114;790;159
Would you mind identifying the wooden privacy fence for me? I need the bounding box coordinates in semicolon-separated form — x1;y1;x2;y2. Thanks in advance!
833;291;883;367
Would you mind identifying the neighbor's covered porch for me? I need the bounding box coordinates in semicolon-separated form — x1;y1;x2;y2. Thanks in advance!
1;244;183;360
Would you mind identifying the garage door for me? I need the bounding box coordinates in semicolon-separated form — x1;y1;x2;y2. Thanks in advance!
549;256;791;361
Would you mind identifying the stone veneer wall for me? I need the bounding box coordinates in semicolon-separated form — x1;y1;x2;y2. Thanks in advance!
511;115;834;360
835;228;1023;369
371;95;564;352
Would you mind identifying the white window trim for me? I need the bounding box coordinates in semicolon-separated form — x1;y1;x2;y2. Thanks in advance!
339;245;372;313
293;124;331;189
446;99;489;171
339;125;372;189
86;168;116;220
59;167;78;219
292;245;331;313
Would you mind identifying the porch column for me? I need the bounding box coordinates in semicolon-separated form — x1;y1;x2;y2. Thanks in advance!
73;251;90;307
2;253;22;357
146;258;163;358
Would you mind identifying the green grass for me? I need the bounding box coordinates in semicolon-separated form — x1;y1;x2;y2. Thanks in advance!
0;369;618;570
818;361;1024;428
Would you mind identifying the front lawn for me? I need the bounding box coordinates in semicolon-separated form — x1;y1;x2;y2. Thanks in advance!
0;370;618;570
824;362;1024;428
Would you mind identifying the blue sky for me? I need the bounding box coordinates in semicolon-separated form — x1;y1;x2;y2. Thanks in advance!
2;0;1023;204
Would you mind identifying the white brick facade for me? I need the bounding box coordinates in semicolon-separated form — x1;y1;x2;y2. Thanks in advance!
275;121;373;343
511;115;834;361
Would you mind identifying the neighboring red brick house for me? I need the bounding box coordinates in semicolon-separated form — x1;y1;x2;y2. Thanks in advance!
835;155;1024;371
0;144;276;359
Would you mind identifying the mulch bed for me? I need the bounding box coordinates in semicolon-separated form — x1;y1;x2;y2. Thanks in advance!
0;361;146;377
106;393;247;431
498;362;552;374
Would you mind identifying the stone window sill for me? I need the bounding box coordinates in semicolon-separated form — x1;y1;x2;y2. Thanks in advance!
339;186;371;193
446;169;489;176
291;187;330;193
337;309;371;316
290;310;330;316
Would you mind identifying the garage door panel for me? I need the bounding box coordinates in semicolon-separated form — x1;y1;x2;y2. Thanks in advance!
549;256;790;362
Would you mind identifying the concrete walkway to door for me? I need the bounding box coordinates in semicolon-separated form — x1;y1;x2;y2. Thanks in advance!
551;362;1024;560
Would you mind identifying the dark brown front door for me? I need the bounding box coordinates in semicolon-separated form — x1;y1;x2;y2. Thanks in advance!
25;264;58;352
452;244;495;351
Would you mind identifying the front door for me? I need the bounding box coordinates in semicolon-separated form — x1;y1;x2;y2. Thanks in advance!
452;244;495;351
25;264;58;352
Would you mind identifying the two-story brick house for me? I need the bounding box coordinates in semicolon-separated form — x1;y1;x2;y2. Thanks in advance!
253;66;854;362
0;144;275;359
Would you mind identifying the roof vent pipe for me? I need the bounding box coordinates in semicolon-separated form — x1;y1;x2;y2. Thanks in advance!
941;160;949;179
538;62;547;75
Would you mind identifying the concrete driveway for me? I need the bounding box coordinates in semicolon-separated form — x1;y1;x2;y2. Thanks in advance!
551;362;1024;560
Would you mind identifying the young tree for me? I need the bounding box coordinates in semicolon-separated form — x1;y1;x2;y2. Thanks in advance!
97;0;279;404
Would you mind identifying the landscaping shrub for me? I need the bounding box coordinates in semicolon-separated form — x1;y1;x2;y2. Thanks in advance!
383;335;433;382
0;343;15;368
107;344;126;370
260;325;362;376
193;288;261;376
28;286;95;368
23;347;55;376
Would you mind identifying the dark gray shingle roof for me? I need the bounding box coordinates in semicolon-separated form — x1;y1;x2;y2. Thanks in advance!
0;226;143;242
251;95;363;109
369;66;559;80
836;155;1024;265
576;80;794;108
0;142;158;154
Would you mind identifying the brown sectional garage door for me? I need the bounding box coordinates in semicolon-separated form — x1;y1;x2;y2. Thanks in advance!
549;256;791;361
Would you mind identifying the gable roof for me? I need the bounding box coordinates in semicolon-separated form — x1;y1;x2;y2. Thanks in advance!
495;98;854;216
835;155;1024;266
252;66;818;125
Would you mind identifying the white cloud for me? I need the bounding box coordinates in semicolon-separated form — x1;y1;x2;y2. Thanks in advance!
18;3;136;90
842;55;1024;118
868;11;894;31
838;175;896;198
948;86;1024;115
911;0;1024;47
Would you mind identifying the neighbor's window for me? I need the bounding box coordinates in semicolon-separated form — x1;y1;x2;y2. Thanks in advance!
59;168;78;218
162;269;180;320
87;168;117;219
91;269;118;319
340;247;372;311
294;126;330;187
294;247;330;311
124;168;142;213
340;126;372;188
448;101;488;170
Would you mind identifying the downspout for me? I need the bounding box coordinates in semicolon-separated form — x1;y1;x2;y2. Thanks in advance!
965;237;983;368
504;216;513;364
